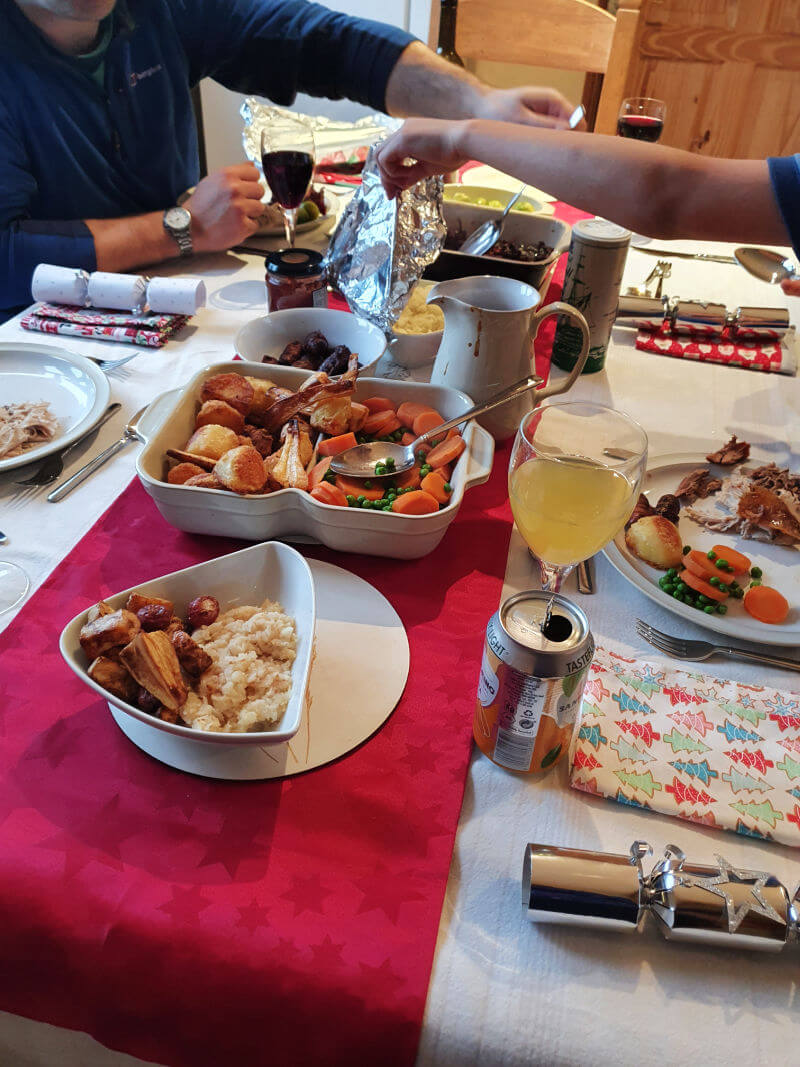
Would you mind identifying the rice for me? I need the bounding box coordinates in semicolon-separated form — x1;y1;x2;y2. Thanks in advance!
179;599;296;733
394;283;444;335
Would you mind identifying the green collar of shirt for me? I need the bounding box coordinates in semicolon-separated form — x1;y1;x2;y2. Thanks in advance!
71;12;115;91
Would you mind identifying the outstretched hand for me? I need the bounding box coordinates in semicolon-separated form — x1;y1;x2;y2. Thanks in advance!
780;277;800;297
478;87;585;130
375;119;469;199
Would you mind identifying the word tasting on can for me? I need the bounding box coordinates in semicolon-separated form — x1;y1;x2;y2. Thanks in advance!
473;592;594;775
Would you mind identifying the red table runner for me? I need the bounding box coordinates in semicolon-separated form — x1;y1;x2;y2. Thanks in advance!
0;204;581;1066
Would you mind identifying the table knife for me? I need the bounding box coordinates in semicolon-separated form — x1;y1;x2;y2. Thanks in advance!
631;247;738;265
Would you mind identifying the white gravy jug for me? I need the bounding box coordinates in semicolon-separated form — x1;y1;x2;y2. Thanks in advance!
427;275;590;439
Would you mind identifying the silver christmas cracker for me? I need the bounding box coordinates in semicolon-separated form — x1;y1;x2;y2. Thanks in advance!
523;841;799;951
616;295;789;339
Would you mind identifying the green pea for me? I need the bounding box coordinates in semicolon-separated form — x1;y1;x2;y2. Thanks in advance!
709;576;719;587
697;595;709;605
750;579;762;588
714;558;729;570
364;480;373;489
346;494;356;505
443;482;452;493
375;466;386;476
750;566;762;579
706;549;717;560
730;580;740;590
682;545;691;555
676;582;687;593
718;582;729;594
666;568;678;578
673;592;684;602
732;587;744;599
704;605;716;614
385;457;395;468
717;604;728;615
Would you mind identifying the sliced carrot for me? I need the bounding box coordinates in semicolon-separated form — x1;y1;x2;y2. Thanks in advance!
317;431;357;457
711;544;752;575
412;410;445;439
679;569;728;602
400;432;416;447
363;397;396;414
334;475;385;501
743;585;789;625
310;482;349;507
397;401;435;429
683;550;720;581
420;471;452;505
362;410;402;437
445;428;461;440
426;435;465;469
308;456;332;489
391;489;440;515
393;464;422;490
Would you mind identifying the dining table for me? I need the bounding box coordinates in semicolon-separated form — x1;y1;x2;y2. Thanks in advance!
1;200;799;1067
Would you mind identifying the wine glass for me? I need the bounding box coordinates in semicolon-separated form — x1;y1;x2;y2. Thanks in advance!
260;116;316;249
617;97;666;143
508;402;648;595
0;559;30;616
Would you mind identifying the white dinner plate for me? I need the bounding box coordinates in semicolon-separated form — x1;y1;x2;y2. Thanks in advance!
256;187;339;236
0;342;111;474
603;452;800;647
109;558;410;779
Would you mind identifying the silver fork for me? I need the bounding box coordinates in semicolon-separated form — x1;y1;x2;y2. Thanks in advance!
87;350;144;371
635;619;800;673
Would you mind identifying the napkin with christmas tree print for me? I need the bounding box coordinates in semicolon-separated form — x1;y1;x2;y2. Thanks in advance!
570;646;800;848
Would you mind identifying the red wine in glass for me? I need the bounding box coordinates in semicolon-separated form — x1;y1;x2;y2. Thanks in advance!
261;149;314;210
617;115;664;142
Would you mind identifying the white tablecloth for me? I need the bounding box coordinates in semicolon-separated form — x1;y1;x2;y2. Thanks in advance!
1;234;799;1067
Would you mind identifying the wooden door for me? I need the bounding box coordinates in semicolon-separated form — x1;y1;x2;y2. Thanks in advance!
595;0;800;157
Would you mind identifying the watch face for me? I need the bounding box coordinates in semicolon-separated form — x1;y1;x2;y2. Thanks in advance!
165;206;190;230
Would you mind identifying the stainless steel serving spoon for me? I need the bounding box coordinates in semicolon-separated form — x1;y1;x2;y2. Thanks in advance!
330;373;543;479
734;246;799;284
458;184;527;256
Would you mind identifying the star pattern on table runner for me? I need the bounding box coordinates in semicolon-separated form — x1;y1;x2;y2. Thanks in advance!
158;885;213;924
280;873;335;918
308;935;348;971
354;866;429;925
236;899;271;935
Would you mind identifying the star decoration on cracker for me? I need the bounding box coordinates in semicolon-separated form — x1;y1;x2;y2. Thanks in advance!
678;854;787;934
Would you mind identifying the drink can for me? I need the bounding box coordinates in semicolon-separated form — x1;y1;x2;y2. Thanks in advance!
551;218;631;374
473;591;594;775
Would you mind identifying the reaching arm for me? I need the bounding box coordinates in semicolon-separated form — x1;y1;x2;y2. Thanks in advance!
375;118;789;246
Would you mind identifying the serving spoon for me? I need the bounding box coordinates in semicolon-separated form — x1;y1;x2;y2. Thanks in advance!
330;373;544;479
458;184;527;256
734;246;799;284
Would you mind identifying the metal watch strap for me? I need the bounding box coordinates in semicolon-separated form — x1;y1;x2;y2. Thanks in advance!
164;208;193;257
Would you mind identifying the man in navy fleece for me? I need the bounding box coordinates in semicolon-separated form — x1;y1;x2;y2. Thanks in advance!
1;0;581;313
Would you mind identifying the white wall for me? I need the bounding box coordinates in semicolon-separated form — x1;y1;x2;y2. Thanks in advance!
199;0;586;173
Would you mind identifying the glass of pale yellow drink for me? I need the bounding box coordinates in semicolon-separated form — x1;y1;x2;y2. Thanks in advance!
509;403;648;593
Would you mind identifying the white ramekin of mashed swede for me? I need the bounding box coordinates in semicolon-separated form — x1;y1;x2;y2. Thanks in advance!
389;281;444;369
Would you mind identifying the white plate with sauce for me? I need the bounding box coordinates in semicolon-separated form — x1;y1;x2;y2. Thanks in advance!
0;342;111;474
603;453;800;648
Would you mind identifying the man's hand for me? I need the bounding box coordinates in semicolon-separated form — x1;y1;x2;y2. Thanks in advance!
476;87;585;130
781;278;800;297
374;119;469;199
184;163;264;252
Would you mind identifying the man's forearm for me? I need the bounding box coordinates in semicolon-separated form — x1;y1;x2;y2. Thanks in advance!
384;41;487;119
457;120;787;244
85;213;179;273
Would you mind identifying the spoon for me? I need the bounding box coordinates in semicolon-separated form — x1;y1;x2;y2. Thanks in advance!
458;184;527;256
734;246;799;285
47;405;148;503
330;373;543;479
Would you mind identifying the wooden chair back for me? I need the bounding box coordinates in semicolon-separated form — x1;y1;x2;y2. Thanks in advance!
428;0;642;130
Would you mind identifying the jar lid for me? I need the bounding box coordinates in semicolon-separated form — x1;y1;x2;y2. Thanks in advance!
572;218;631;247
266;249;324;277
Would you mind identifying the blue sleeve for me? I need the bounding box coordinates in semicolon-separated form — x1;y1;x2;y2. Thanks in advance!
767;155;800;255
171;0;416;111
0;104;96;313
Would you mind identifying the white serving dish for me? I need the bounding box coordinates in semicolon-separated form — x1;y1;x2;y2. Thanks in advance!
59;541;316;746
443;183;552;216
235;307;387;376
428;202;571;289
135;362;495;560
388;280;443;369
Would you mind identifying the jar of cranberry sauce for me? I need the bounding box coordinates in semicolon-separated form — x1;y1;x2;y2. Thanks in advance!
265;249;328;311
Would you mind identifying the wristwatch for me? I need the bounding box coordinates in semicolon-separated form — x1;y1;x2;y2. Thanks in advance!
163;206;193;257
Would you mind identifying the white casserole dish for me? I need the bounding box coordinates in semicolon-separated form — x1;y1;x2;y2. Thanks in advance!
135;361;495;560
59;541;316;746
